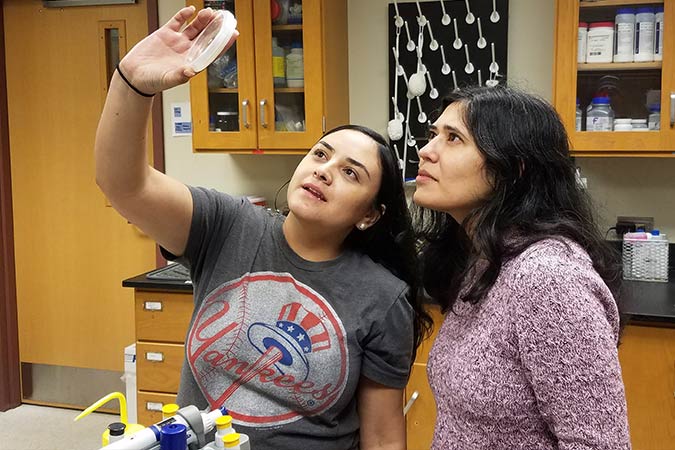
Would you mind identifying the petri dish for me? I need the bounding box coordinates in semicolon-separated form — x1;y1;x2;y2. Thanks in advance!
186;9;237;73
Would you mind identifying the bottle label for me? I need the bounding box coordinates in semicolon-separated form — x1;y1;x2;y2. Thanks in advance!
272;56;285;78
586;116;611;131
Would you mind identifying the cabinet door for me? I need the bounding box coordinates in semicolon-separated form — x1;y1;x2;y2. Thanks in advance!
253;0;325;150
618;324;675;450
554;0;675;155
189;0;259;150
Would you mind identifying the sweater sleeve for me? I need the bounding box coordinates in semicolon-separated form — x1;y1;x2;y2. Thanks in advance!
512;250;631;450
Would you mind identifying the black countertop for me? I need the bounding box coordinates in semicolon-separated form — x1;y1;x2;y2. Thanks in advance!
123;267;675;323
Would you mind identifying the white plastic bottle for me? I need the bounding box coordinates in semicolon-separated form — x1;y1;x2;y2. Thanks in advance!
578;22;588;63
222;433;241;450
272;37;286;87
613;8;635;62
285;42;304;88
213;415;235;449
634;7;655;62
586;22;614;63
575;99;583;131
654;6;664;61
586;97;614;131
648;104;661;130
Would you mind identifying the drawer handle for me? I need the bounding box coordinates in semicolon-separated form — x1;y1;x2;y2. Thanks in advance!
145;352;164;362
670;92;675;128
403;390;419;416
143;301;163;311
146;401;164;412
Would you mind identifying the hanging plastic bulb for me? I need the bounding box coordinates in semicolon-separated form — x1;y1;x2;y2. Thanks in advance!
393;0;404;27
440;45;451;75
440;0;451;25
426;71;439;99
404;21;416;52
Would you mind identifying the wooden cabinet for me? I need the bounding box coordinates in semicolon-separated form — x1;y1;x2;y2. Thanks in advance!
553;0;675;156
186;0;349;154
618;323;675;450
405;305;444;450
134;290;193;425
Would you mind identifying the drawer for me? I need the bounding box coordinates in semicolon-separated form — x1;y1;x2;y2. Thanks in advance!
137;342;184;393
135;290;193;342
137;390;177;427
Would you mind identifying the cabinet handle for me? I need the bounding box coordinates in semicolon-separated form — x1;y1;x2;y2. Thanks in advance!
143;301;162;311
145;352;164;362
146;401;164;412
403;390;419;416
242;99;250;128
260;99;268;128
670;93;675;128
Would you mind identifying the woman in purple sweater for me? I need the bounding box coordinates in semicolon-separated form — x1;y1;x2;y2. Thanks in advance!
412;86;631;449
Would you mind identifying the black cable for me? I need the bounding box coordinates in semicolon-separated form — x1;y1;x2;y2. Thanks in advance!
274;179;290;213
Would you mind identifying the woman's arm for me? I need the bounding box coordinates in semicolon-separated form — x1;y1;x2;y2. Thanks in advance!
95;6;237;256
357;377;406;450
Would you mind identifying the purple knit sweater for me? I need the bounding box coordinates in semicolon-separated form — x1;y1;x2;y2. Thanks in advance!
427;239;631;450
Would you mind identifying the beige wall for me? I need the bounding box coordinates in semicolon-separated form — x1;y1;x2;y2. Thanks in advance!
160;1;675;237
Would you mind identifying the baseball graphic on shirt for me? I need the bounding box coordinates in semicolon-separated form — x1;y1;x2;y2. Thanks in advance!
187;272;349;427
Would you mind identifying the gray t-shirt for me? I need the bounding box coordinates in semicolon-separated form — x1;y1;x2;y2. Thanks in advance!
166;187;414;450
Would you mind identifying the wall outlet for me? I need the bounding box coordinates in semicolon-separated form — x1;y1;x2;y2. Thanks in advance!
615;216;654;234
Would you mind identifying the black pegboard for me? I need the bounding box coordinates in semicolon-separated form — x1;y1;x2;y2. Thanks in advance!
388;0;509;179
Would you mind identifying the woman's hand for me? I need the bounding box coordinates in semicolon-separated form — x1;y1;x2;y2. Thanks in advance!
118;6;238;95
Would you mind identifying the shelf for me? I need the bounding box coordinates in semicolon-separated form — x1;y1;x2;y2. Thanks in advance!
580;0;663;8
274;87;304;93
272;24;303;31
209;88;239;94
578;61;662;72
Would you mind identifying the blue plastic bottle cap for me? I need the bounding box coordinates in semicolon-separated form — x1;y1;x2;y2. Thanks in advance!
651;229;660;236
592;97;610;104
636;7;655;14
186;10;238;73
616;8;635;14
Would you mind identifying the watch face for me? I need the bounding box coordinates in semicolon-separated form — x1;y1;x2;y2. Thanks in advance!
186;10;237;73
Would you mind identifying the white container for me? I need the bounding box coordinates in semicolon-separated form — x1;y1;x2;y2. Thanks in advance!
614;8;635;62
578;22;588;63
648;104;661;130
614;118;632;131
635;7;655;62
586;97;614;131
587;22;614;63
123;343;137;424
655;7;664;61
576;99;583;131
285;43;304;88
272;37;286;87
631;118;648;130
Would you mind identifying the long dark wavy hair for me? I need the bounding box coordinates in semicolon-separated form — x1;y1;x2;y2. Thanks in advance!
414;86;622;316
324;125;433;359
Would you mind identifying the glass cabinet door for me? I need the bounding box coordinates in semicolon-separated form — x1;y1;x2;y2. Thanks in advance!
189;0;258;150
254;0;324;150
554;0;674;154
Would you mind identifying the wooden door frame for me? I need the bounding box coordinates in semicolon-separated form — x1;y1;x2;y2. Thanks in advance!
0;0;163;411
0;0;21;412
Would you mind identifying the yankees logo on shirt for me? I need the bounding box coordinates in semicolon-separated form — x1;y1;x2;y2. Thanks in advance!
187;272;349;427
